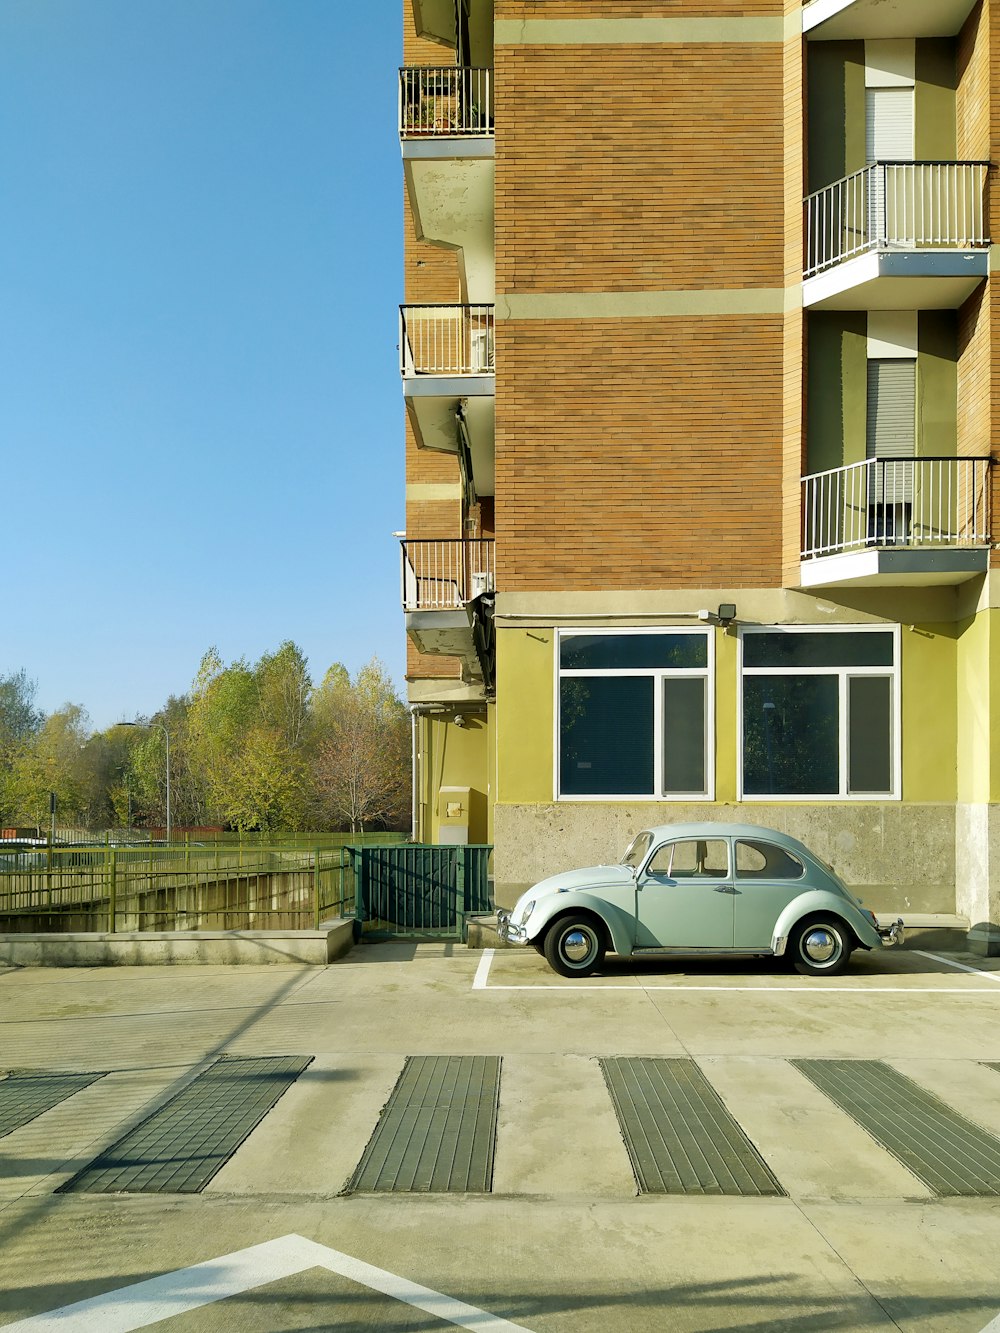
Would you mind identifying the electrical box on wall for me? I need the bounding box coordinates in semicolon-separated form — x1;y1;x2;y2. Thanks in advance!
437;785;471;845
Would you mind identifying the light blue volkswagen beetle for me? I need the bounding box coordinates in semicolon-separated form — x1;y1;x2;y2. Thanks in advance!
497;823;904;978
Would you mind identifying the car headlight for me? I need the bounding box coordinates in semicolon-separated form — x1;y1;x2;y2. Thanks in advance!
518;899;535;925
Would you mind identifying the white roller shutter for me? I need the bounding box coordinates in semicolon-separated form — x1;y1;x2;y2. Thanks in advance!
867;359;915;507
866;87;914;161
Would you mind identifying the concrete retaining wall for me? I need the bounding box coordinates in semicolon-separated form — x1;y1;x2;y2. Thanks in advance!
0;918;356;967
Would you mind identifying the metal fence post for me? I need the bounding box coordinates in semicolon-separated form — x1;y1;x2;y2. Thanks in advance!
313;848;321;930
455;848;466;938
108;850;117;934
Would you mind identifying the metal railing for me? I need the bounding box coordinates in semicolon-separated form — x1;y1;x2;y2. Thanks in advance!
805;161;990;277
399;304;495;376
0;845;356;933
801;456;992;560
398;66;492;137
400;538;496;610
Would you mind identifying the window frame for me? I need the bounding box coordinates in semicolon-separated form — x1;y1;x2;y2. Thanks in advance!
555;627;715;802
737;624;901;802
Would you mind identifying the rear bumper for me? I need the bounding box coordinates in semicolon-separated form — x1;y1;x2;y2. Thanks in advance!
878;917;905;948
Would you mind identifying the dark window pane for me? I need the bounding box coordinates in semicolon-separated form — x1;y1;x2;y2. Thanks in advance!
560;677;654;795
663;677;706;794
743;676;839;795
743;631;893;669
849;676;892;793
735;840;804;879
560;634;707;670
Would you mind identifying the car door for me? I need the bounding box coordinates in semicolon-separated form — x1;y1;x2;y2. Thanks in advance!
732;837;807;949
634;837;735;949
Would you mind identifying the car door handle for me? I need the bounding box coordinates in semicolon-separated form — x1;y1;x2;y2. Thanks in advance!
713;885;737;894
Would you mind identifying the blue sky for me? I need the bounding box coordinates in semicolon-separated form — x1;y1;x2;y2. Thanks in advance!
1;0;405;729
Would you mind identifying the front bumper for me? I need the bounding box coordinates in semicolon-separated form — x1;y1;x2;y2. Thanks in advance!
496;908;527;945
877;917;905;948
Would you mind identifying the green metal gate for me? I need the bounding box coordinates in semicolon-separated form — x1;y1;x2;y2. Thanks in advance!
349;844;492;940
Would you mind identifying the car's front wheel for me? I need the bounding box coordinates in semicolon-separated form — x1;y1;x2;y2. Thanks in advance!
789;917;853;977
543;915;606;978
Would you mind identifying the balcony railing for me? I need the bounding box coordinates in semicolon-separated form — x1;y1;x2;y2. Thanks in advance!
401;539;496;610
399;305;495;377
801;456;991;560
805;161;990;277
399;67;492;137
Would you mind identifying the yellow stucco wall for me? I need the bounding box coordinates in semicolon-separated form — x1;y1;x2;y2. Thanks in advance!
420;712;490;843
495;627;554;803
494;619;968;807
957;608;999;804
901;623;957;802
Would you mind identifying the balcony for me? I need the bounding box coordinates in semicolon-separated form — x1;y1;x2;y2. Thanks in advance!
400;304;495;497
804;0;978;41
400;538;496;686
399;67;494;297
804;162;990;309
800;456;991;587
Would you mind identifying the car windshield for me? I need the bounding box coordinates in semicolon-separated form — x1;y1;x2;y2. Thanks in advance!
621;831;653;869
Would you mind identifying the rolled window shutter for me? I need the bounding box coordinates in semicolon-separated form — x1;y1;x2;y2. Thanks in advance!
867;359;915;505
865;87;914;161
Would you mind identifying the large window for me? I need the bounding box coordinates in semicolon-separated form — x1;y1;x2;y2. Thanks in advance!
739;627;899;800
557;630;713;799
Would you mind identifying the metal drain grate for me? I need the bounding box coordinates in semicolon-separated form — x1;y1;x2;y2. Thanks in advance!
0;1070;105;1138
794;1060;1000;1196
348;1056;500;1193
601;1058;783;1196
58;1055;311;1195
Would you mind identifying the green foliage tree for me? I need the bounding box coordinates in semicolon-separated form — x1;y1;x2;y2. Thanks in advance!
311;657;410;833
0;670;44;823
6;704;91;828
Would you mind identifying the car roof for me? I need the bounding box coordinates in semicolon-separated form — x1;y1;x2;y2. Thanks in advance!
637;823;820;858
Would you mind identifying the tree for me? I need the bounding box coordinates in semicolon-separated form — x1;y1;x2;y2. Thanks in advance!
311;658;410;833
0;670;44;823
6;704;91;828
186;645;312;830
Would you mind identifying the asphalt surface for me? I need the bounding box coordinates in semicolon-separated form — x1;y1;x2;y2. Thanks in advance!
2;940;1000;1330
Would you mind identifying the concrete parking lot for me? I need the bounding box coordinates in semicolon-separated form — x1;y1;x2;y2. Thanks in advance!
2;941;1000;1330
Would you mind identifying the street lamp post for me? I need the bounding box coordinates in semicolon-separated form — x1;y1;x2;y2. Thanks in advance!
119;721;171;844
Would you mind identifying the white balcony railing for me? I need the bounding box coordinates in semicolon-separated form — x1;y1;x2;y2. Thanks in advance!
802;456;992;560
805;161;990;277
401;538;496;610
399;67;492;137
399;305;495;377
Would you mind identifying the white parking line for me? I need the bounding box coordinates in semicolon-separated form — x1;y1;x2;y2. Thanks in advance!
4;1234;533;1332
477;982;1000;994
914;950;1000;983
473;948;495;990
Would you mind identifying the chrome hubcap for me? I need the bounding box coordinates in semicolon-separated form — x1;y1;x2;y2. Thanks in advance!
562;929;594;963
803;928;838;963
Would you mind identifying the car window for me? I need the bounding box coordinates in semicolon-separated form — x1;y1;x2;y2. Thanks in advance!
647;838;729;879
621;831;653;869
735;839;805;880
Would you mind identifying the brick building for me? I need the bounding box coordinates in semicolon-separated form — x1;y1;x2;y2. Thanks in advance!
397;0;1000;949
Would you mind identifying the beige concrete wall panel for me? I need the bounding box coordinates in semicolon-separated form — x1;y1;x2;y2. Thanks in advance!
494;44;785;294
496;2;785;17
492;802;957;913
494;317;785;590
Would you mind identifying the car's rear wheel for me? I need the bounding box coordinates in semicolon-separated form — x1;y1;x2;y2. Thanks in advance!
789;917;853;977
543;915;606;978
